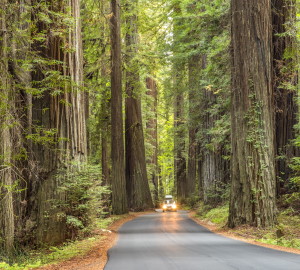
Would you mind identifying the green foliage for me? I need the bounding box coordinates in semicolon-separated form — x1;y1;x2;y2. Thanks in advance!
57;163;111;238
185;194;200;208
257;211;300;249
0;215;121;269
258;237;300;249
197;203;229;227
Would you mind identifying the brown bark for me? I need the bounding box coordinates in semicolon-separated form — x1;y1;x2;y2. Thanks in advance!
101;106;110;187
174;77;187;203
101;67;111;187
229;0;277;227
173;4;187;203
125;0;153;210
0;0;15;254
146;77;159;206
272;0;299;196
187;55;200;197
29;0;87;244
110;0;127;214
200;83;229;205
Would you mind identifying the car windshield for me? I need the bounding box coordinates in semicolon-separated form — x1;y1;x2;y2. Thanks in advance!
164;200;175;204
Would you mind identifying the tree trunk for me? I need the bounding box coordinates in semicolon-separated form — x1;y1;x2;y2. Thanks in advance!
187;55;200;197
174;79;187;203
173;4;187;203
110;0;127;214
30;0;87;244
200;86;229;205
0;0;15;254
146;77;159;206
229;0;277;227
125;0;153;210
272;0;299;196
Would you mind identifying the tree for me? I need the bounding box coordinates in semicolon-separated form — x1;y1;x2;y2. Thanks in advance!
0;0;15;255
146;77;159;206
110;0;127;214
172;2;187;203
24;0;88;245
272;0;299;196
124;0;153;210
186;55;200;198
229;0;277;227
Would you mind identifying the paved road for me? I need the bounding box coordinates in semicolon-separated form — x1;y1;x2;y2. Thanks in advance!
104;211;300;270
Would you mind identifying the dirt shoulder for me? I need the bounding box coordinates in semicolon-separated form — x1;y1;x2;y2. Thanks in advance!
37;211;151;270
189;211;300;255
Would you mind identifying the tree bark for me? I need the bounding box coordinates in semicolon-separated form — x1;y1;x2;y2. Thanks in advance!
146;77;159;206
174;79;187;203
0;0;15;254
187;55;200;197
125;0;153;210
229;0;277;227
110;0;127;214
272;0;299;196
173;4;187;203
30;0;87;244
200;84;229;205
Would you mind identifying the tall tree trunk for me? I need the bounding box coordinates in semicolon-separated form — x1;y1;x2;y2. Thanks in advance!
200;86;229;205
272;0;299;196
30;0;87;244
125;0;153;210
174;78;187;203
187;55;200;197
0;0;15;254
146;77;159;206
229;0;277;227
100;63;111;187
173;4;187;203
110;0;127;214
101;99;110;187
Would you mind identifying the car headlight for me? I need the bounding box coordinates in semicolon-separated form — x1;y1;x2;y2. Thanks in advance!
163;204;167;209
172;204;177;209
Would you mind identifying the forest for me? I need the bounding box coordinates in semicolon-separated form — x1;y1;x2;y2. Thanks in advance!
0;0;300;267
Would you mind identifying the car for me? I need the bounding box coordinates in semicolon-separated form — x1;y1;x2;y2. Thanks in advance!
162;196;177;212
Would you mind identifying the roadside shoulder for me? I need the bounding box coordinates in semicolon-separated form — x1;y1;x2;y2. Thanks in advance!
189;211;300;255
37;211;152;270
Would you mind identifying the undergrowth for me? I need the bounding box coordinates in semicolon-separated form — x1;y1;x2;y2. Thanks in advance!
196;202;229;227
195;203;300;250
0;216;122;270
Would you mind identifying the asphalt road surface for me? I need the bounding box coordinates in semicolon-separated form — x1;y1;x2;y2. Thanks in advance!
104;211;300;270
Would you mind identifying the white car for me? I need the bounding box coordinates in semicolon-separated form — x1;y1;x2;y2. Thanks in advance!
162;199;177;212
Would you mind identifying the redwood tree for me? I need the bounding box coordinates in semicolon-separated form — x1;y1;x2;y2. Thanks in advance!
229;0;277;227
124;0;153;210
110;0;127;214
173;3;187;203
272;0;299;196
0;0;15;254
146;77;159;206
31;0;88;244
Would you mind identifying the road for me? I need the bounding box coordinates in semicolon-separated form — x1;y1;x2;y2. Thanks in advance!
104;211;300;270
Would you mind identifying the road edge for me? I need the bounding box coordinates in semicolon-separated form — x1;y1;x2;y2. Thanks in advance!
189;211;300;255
